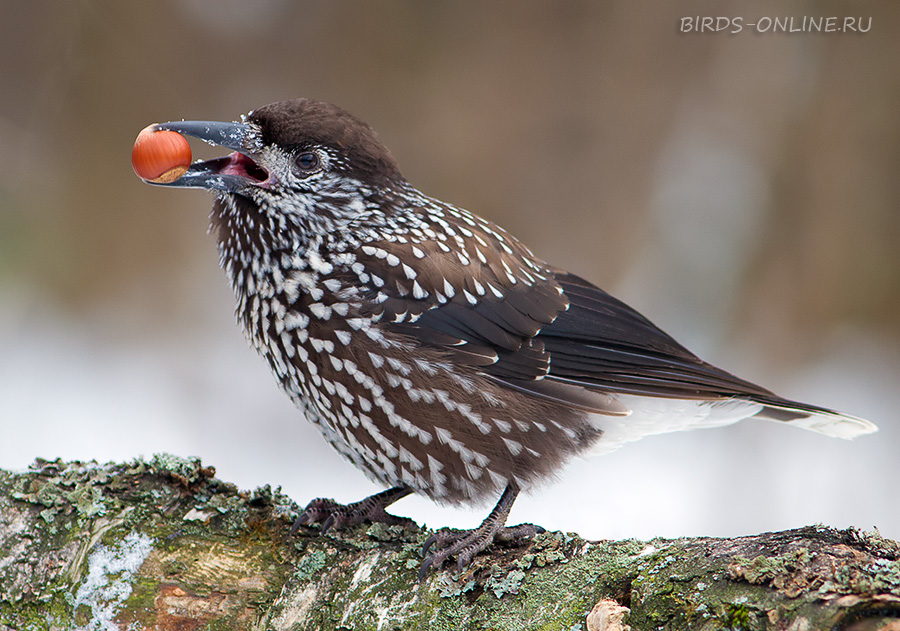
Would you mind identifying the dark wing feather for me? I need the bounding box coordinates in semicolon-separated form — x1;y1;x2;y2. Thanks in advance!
544;273;696;352
539;272;777;400
350;208;777;414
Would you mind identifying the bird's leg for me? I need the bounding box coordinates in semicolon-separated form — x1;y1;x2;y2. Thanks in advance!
418;481;544;580
291;485;414;534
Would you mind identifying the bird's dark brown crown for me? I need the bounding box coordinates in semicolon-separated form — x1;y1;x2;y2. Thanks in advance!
248;99;403;185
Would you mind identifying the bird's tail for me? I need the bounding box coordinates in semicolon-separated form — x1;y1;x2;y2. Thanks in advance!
753;398;878;439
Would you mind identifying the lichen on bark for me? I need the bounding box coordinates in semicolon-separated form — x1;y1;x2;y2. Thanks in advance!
1;456;899;630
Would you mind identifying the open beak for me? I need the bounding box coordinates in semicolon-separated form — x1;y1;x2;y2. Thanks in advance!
147;120;269;193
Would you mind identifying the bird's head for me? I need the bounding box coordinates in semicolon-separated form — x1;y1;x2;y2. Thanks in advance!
143;98;406;252
147;98;402;196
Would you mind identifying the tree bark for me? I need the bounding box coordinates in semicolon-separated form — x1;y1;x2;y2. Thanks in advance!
1;456;898;630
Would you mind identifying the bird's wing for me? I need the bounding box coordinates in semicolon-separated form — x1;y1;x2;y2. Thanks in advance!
347;209;778;415
538;271;778;400
348;210;564;374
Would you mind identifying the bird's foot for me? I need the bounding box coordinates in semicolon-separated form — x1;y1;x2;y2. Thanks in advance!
291;485;414;534
417;482;539;579
418;522;544;580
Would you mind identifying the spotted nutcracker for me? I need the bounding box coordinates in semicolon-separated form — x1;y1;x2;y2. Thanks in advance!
136;98;877;577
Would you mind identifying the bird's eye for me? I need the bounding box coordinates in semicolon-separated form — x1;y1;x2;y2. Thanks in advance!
295;151;321;174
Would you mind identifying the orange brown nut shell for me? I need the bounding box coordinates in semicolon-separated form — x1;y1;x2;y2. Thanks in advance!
132;126;192;183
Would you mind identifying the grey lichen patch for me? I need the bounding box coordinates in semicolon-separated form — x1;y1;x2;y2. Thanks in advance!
725;526;900;608
148;453;217;488
830;557;900;595
365;521;410;543
465;532;582;601
9;459;114;528
248;483;299;520
485;567;527;598
434;573;477;599
0;460;126;616
419;528;581;604
0;492;80;604
293;548;328;581
728;548;815;597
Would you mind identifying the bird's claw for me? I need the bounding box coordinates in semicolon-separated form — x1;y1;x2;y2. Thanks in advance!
290;487;414;535
418;523;543;581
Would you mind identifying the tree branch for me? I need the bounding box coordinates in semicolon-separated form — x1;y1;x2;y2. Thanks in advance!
2;456;898;630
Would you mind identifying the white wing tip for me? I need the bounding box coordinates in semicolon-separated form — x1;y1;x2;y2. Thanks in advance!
786;411;878;439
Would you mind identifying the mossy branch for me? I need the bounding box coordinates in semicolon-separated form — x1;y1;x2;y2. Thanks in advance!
1;456;899;630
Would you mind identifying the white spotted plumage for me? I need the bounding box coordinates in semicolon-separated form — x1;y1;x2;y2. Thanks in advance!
201;98;875;513
211;167;591;504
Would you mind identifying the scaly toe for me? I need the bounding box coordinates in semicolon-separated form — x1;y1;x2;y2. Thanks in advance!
291;487;414;535
494;523;545;545
419;528;489;579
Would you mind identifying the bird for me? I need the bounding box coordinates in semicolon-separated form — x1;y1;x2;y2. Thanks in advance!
137;98;877;578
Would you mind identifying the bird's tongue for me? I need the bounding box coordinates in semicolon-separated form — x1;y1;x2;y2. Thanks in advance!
216;151;268;183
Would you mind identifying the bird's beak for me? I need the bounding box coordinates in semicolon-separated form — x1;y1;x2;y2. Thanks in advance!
147;120;269;192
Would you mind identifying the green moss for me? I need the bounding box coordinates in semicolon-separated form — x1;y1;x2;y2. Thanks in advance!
122;575;163;628
721;602;751;630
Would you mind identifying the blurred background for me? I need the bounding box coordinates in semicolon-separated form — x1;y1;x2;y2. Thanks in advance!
1;1;898;542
